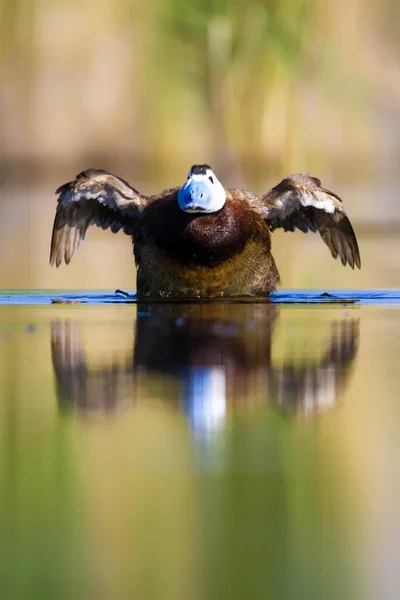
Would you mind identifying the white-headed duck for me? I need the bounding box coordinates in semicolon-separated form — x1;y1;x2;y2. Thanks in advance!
50;164;361;297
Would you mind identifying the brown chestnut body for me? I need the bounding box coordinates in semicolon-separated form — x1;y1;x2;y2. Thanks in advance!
134;190;279;298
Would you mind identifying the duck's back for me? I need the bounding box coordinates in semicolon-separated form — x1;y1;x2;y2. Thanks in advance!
134;190;280;298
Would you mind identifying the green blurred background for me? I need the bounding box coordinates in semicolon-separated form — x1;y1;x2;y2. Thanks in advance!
0;0;399;290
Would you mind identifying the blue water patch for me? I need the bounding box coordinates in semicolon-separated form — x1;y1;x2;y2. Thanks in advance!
271;290;400;305
0;290;399;305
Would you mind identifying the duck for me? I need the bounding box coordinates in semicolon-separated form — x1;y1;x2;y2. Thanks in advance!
50;164;361;298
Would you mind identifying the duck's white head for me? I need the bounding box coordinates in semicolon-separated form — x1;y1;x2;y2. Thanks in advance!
178;164;226;214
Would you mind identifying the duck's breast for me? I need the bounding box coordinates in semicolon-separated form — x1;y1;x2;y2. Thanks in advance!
134;190;279;296
142;191;267;264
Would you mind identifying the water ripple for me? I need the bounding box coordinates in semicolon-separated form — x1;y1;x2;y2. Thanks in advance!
0;290;399;305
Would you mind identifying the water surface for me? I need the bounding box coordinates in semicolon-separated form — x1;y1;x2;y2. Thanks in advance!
0;296;399;599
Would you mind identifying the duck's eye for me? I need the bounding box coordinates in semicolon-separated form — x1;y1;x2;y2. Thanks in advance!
208;176;214;184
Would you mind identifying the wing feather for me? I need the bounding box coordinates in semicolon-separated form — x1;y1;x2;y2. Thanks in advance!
251;173;361;269
50;169;147;267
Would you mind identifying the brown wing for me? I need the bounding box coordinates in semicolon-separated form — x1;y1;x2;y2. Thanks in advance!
50;169;147;267
251;173;361;269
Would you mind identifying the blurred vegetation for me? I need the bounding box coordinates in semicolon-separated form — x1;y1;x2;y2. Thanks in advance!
0;0;399;183
0;0;398;290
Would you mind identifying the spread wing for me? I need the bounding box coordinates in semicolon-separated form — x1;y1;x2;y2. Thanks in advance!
50;169;147;267
251;173;361;269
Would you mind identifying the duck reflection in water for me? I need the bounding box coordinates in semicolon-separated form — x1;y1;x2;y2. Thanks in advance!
51;304;359;431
